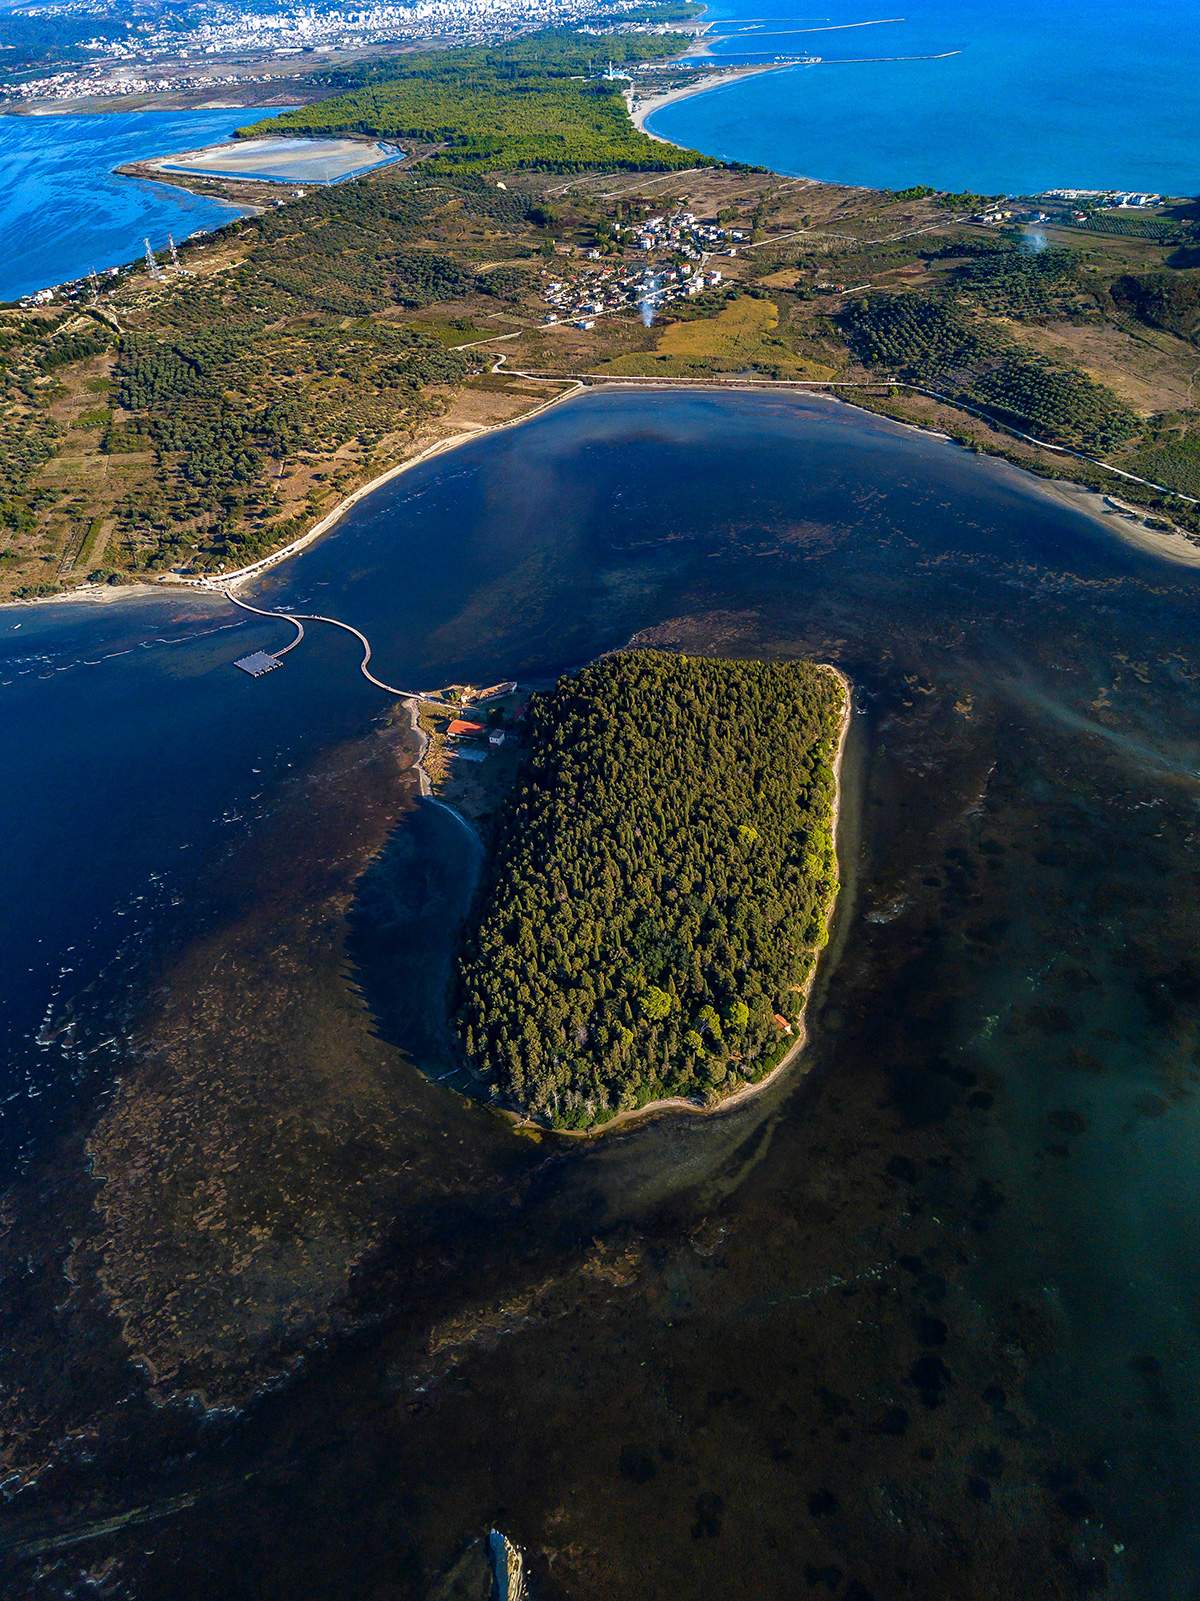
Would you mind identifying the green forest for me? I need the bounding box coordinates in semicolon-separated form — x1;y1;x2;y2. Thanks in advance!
453;651;845;1129
238;31;715;174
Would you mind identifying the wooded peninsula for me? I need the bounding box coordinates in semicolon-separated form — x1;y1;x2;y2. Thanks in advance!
452;650;846;1129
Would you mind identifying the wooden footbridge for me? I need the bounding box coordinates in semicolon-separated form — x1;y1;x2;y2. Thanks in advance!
223;590;422;699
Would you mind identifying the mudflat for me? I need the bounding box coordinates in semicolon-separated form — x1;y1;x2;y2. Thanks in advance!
152;134;401;183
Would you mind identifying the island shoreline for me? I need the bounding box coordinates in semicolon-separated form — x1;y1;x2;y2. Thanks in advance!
498;660;854;1141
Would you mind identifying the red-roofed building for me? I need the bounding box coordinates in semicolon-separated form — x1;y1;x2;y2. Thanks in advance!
447;719;486;737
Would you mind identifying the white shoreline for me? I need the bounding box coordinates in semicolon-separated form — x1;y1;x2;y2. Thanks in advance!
11;374;1192;614
14;376;1192;612
626;63;783;146
195;379;585;593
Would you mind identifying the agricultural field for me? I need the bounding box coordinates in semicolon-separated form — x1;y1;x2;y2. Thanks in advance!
598;295;840;380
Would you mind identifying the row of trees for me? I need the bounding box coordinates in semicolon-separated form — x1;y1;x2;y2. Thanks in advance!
453;650;844;1129
969;353;1139;452
843;290;1138;451
0;415;62;532
108;316;476;561
0;317;75;538
843;292;1002;379
953;245;1090;322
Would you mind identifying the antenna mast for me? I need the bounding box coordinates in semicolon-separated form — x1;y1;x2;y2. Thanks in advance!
143;237;162;279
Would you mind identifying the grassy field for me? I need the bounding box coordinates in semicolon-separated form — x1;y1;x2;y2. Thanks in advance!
599;297;839;380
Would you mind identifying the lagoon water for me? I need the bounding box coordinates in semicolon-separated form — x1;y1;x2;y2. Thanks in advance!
4;390;1200;1595
650;0;1200;194
0;108;252;302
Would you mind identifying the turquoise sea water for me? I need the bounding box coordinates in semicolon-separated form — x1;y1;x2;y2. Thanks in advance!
0;109;252;303
649;0;1200;195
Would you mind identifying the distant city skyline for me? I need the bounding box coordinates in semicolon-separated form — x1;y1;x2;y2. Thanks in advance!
1;0;696;105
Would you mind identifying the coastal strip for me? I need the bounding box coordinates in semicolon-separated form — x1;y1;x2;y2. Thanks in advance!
202;375;584;593
626;64;782;144
628;50;962;152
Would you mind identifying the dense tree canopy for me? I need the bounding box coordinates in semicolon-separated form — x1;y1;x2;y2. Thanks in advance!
239;31;716;175
453;650;845;1129
107;317;473;566
952;246;1088;321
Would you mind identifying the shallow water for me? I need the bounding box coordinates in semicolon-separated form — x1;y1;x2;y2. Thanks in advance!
2;390;1200;1596
0;109;252;302
649;0;1200;193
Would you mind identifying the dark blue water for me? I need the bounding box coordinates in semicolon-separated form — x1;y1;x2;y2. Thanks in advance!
651;0;1200;194
5;391;1200;1594
0;589;386;1160
0;109;252;302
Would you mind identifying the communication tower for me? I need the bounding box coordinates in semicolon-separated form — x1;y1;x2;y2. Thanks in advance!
167;234;180;269
143;237;162;279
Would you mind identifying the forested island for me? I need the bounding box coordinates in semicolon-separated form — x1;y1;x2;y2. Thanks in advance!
452;650;847;1130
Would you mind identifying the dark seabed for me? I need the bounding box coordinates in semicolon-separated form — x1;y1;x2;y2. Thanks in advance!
1;390;1199;1599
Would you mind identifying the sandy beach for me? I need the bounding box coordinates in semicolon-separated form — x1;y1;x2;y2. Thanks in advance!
204;375;585;593
626;64;783;146
1029;478;1200;566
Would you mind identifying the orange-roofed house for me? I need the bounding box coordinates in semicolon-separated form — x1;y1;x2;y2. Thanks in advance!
447;719;486;737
